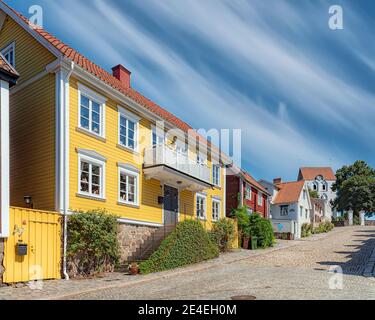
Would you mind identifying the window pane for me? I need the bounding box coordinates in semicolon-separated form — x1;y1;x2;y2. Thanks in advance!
81;95;90;108
128;139;135;149
92;174;100;185
81;161;89;172
80;172;89;183
92;111;100;124
92;165;100;175
81;105;90;119
80;114;89;129
92;184;100;195
120;135;126;146
92;101;100;113
80;182;89;192
128;128;134;140
92;122;100;134
128;120;135;131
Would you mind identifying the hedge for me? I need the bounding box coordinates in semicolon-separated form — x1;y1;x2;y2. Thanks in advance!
209;218;236;252
139;220;219;274
67;209;120;277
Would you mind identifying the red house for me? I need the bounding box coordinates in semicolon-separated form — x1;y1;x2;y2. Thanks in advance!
225;165;270;218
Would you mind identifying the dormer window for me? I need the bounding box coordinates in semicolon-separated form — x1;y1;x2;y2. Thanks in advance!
1;42;15;67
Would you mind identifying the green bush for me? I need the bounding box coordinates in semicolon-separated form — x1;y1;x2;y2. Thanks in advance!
232;206;251;247
139;220;219;274
301;223;312;237
67;209;120;277
249;213;275;248
209;218;235;252
313;221;335;234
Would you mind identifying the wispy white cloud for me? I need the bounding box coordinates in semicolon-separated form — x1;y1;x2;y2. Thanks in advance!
40;0;374;179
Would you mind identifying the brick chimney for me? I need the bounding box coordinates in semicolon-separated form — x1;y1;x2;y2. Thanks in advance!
112;64;131;88
273;177;282;184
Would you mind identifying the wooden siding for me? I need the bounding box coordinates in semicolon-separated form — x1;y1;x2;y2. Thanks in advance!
9;74;56;210
3;207;61;283
69;77;226;226
0;15;56;84
226;175;240;215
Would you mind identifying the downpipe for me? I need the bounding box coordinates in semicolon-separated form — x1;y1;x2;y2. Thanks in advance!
62;61;74;281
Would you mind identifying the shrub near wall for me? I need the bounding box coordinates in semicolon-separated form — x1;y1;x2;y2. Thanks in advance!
67;209;120;277
249;213;275;248
139;220;219;274
209;218;236;252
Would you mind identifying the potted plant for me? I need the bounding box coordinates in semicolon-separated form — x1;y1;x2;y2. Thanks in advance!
128;262;139;275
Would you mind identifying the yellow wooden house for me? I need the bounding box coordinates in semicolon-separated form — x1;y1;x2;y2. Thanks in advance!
0;1;232;280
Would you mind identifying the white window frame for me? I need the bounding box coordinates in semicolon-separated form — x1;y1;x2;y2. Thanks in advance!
212;164;221;187
245;184;252;200
118;166;139;206
78;84;106;138
258;192;263;206
78;153;106;200
212;199;221;221
118;106;140;152
151;124;165;146
196;193;207;220
1;42;15;67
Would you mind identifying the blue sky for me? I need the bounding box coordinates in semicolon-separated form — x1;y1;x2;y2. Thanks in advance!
8;0;375;182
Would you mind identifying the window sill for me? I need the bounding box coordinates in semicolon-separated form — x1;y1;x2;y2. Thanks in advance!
76;127;106;142
116;144;140;155
213;184;221;190
117;201;140;209
76;193;106;202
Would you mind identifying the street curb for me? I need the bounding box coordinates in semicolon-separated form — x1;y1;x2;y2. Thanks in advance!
47;242;298;300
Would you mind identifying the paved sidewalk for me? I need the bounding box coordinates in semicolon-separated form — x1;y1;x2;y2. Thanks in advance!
0;227;372;300
0;238;297;300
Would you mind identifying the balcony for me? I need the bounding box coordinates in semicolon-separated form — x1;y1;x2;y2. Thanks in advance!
143;144;212;192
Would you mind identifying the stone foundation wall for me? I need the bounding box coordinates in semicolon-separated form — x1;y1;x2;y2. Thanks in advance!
0;239;4;285
365;220;375;226
117;223;158;263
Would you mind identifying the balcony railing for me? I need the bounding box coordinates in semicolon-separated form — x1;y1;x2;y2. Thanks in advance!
144;144;211;184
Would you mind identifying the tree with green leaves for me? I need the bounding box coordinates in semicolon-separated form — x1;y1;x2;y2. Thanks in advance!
333;161;375;217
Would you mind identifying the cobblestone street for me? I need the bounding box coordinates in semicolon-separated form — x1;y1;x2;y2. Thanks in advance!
1;226;375;300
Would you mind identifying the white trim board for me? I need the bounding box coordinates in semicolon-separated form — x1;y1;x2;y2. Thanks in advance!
0;80;10;237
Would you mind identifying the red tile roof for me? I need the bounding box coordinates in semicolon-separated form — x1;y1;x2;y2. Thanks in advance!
273;181;305;204
298;167;336;181
0;53;18;78
1;1;219;152
230;164;270;195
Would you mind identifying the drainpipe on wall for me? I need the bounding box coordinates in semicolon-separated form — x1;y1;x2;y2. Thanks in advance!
55;60;74;281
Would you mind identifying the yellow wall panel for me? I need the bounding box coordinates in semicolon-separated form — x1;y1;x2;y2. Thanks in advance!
9;74;56;210
0;15;56;84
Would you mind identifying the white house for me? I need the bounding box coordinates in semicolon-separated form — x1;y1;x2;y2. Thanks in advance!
0;53;18;238
259;178;312;239
297;167;337;220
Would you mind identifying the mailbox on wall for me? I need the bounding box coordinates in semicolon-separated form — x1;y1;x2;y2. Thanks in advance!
16;243;28;256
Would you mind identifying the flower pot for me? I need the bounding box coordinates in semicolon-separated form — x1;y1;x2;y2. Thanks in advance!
242;237;250;249
129;264;139;275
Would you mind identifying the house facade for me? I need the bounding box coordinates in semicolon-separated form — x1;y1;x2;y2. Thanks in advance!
297;167;336;220
0;1;231;266
260;178;312;239
226;166;270;218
